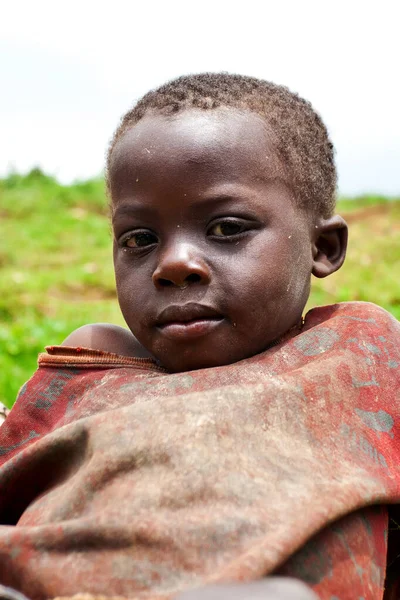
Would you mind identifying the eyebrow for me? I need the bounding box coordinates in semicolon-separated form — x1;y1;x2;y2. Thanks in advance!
112;195;248;220
112;178;290;221
112;202;156;221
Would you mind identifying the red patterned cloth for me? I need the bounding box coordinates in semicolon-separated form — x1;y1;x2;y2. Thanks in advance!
0;302;399;600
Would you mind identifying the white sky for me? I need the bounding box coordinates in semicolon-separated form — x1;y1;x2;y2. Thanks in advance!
1;0;399;196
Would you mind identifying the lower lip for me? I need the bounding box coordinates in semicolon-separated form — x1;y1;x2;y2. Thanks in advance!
158;318;224;341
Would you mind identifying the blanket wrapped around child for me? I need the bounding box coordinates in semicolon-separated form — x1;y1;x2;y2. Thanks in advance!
0;302;399;600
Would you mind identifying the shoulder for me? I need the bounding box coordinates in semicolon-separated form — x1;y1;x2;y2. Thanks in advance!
335;301;399;326
305;301;399;334
62;323;153;359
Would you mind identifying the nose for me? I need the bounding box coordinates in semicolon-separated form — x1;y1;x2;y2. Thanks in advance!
152;241;211;289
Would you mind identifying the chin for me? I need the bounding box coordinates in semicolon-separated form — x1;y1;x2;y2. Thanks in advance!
162;356;225;373
155;347;232;373
158;343;260;373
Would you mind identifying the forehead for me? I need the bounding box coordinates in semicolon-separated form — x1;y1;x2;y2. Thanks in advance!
109;108;288;195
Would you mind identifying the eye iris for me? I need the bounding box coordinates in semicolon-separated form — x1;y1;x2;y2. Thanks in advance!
126;233;156;247
215;222;242;236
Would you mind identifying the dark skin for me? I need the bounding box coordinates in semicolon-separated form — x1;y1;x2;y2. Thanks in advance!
65;108;347;369
63;107;347;598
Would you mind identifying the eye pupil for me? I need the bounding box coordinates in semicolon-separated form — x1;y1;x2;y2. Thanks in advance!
126;233;157;248
221;222;241;235
213;222;242;236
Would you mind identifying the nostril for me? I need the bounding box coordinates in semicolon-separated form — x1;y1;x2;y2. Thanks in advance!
185;273;201;284
158;278;174;287
154;273;204;288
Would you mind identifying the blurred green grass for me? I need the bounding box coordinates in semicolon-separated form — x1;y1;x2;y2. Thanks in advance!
1;169;399;407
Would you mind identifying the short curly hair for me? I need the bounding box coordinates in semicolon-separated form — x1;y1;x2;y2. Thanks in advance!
107;73;337;218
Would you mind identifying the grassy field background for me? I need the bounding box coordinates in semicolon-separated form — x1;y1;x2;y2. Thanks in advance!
1;169;399;407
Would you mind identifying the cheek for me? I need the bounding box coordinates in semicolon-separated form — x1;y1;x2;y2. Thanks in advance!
234;237;312;315
270;248;312;321
114;250;150;294
114;262;149;328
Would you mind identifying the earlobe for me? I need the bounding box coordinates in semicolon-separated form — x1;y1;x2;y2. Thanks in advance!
312;215;348;278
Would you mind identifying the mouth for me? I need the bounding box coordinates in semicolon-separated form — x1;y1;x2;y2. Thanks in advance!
155;303;224;341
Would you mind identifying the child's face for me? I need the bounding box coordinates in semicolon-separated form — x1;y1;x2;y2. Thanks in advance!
110;108;316;371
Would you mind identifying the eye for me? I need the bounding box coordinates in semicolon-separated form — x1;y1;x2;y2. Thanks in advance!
121;230;158;249
208;219;247;238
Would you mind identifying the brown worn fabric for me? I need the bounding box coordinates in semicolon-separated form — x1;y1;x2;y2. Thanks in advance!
0;302;399;599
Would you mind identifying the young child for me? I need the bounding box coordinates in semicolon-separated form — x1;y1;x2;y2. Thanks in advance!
0;73;399;600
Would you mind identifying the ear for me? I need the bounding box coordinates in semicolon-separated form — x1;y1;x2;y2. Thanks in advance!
312;215;348;278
